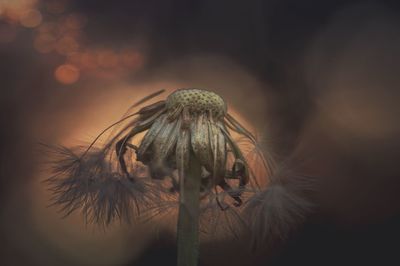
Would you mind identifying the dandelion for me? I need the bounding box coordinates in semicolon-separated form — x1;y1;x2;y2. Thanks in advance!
45;88;311;266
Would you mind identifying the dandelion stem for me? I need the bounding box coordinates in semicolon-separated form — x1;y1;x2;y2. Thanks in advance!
177;152;202;266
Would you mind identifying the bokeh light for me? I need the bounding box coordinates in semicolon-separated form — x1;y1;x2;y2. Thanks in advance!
0;0;39;23
19;9;42;28
0;0;146;83
54;63;80;84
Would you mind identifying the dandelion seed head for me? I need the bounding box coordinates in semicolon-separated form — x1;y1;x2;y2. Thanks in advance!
44;88;279;232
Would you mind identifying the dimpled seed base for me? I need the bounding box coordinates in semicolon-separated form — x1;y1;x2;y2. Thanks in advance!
166;88;227;118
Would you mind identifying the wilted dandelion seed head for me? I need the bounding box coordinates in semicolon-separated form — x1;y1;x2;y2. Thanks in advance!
45;88;274;231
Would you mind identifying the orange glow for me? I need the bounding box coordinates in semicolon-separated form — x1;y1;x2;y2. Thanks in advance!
19;9;42;28
54;64;80;84
5;10;21;23
0;0;38;23
1;0;146;82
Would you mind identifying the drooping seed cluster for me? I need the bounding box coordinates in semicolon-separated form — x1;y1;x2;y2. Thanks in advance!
166;88;227;119
46;88;272;227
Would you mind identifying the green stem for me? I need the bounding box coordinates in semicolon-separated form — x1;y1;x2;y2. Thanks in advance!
177;153;202;266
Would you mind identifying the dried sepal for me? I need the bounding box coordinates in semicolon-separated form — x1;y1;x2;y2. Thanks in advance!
207;118;227;184
191;114;214;174
137;114;168;163
176;128;190;202
153;118;181;162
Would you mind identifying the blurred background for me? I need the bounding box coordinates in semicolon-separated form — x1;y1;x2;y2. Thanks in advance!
1;0;400;265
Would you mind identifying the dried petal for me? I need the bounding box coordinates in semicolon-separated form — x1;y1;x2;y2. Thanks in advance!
207;120;226;184
153;118;181;161
176;128;190;174
190;114;213;173
147;118;181;178
176;128;190;202
137;114;168;163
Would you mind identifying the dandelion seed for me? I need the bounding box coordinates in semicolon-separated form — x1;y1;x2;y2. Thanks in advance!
244;169;315;248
